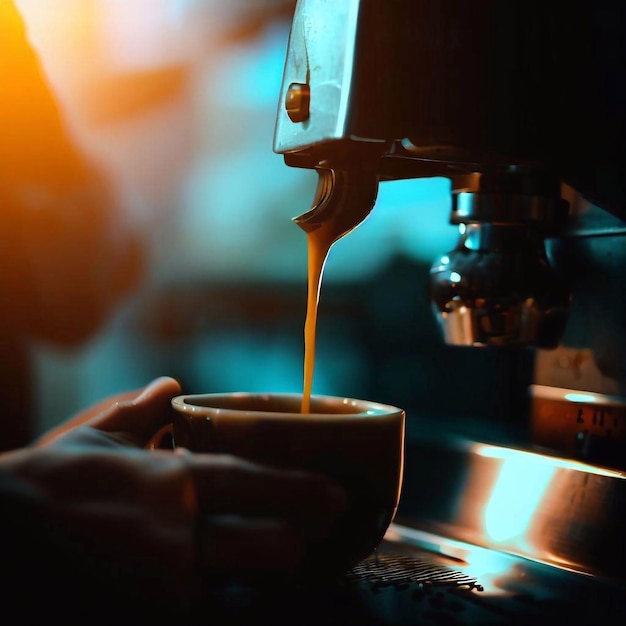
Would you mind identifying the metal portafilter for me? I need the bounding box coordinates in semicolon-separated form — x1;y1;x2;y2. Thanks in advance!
429;170;572;348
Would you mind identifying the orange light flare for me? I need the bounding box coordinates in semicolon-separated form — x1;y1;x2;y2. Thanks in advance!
387;444;626;593
470;444;625;570
388;445;626;593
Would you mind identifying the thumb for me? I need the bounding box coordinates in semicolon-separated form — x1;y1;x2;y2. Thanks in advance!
89;376;182;446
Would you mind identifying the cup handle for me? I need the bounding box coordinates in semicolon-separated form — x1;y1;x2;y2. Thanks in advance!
146;424;174;450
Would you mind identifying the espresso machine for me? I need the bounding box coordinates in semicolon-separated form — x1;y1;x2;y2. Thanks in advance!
266;0;626;623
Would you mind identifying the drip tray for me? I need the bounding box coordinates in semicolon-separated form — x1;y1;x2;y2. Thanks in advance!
347;552;480;589
361;526;626;626
196;529;625;626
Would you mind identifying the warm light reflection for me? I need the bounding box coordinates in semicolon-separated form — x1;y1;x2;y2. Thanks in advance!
462;546;514;592
387;440;624;592
473;443;625;557
564;392;598;403
474;443;626;478
386;524;517;593
483;457;555;546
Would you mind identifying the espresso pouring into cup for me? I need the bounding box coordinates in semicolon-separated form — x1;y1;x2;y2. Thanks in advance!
147;161;393;578
295;166;379;413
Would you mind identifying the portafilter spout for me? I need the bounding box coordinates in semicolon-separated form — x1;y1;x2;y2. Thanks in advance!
293;166;380;244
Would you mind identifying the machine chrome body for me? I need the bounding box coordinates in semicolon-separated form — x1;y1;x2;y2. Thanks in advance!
271;4;626;620
274;0;626;351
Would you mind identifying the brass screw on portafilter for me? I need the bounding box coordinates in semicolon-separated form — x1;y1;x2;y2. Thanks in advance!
429;168;572;348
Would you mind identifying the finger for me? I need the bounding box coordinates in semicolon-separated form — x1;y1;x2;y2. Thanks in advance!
34;388;142;447
88;377;182;446
68;389;141;424
184;454;348;528
197;515;305;572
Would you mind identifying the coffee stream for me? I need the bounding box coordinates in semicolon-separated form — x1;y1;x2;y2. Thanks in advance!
302;226;334;413
298;168;378;414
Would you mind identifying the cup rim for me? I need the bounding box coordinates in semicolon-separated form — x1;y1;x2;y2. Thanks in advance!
171;392;404;419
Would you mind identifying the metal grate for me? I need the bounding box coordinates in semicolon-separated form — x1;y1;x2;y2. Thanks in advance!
345;553;482;590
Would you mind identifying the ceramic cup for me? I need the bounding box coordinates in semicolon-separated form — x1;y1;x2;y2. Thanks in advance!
167;392;405;576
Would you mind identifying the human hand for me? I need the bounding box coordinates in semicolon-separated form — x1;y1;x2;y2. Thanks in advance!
1;377;349;608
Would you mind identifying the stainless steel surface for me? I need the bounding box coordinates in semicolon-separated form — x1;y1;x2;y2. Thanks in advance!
427;169;572;347
450;184;566;228
429;223;571;347
397;432;626;583
273;0;364;155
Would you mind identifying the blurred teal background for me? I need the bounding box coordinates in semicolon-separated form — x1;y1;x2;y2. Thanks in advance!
16;0;473;434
